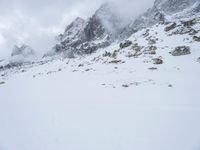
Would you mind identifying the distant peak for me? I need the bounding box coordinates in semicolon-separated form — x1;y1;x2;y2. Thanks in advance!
95;2;112;15
11;44;35;57
74;17;85;23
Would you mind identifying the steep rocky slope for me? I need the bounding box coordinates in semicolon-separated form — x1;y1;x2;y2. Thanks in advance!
48;3;127;57
120;0;200;39
48;0;200;57
0;0;199;77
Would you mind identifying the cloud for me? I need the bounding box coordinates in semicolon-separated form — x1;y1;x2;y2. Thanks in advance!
0;0;155;59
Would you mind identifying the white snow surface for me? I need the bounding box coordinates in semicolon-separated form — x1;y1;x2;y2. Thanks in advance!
0;14;200;150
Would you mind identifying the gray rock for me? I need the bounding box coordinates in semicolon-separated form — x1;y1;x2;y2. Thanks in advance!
193;36;200;42
165;23;177;32
144;46;157;55
148;39;157;45
171;46;191;56
181;19;197;27
168;84;173;88
120;40;132;49
197;57;200;63
122;84;129;88
132;43;144;52
109;60;122;64
78;64;84;67
148;67;158;70
145;51;156;55
153;57;163;64
0;81;5;85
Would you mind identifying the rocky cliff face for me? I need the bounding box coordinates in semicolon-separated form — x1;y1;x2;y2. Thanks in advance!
49;3;127;57
58;17;86;42
50;0;200;58
120;0;200;39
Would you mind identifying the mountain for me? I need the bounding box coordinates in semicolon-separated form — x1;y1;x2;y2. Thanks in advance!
11;44;35;58
49;0;200;57
119;0;200;39
57;17;86;43
0;1;200;149
48;3;128;57
0;44;37;69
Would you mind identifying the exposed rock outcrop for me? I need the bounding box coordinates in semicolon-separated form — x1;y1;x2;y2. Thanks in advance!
171;46;191;56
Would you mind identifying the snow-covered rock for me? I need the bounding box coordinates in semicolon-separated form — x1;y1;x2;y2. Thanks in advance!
119;0;200;39
48;3;128;57
50;0;198;57
11;44;35;58
0;44;37;70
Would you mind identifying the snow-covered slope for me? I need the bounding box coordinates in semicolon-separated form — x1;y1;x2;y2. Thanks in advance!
50;0;200;56
0;0;200;150
120;0;200;39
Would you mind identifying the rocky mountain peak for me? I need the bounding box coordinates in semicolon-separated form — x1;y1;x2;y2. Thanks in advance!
11;44;35;58
119;0;199;40
49;0;200;58
64;17;85;33
83;2;124;41
49;3;126;56
58;17;86;42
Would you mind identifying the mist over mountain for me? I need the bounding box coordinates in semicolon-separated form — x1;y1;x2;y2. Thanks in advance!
0;0;154;59
48;0;199;56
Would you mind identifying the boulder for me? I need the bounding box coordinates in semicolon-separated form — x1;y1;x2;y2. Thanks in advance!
165;23;177;32
193;36;200;42
197;57;200;63
0;81;5;85
171;46;191;56
132;43;144;52
153;57;163;65
120;40;132;49
181;19;197;27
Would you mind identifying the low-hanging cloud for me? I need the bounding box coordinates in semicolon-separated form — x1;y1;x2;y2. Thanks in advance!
0;0;155;59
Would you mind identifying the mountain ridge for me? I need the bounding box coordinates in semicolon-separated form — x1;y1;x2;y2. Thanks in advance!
48;0;199;57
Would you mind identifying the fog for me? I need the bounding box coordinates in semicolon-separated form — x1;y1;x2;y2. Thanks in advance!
0;0;155;59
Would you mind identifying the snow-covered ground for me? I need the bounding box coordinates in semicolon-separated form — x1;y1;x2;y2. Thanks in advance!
0;15;200;150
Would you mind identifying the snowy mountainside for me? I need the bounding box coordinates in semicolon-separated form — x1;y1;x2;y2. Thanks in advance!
120;0;200;39
1;12;199;88
49;0;200;56
0;2;200;150
60;17;86;42
49;3;126;57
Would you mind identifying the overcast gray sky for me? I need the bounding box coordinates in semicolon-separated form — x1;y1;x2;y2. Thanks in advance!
0;0;155;59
